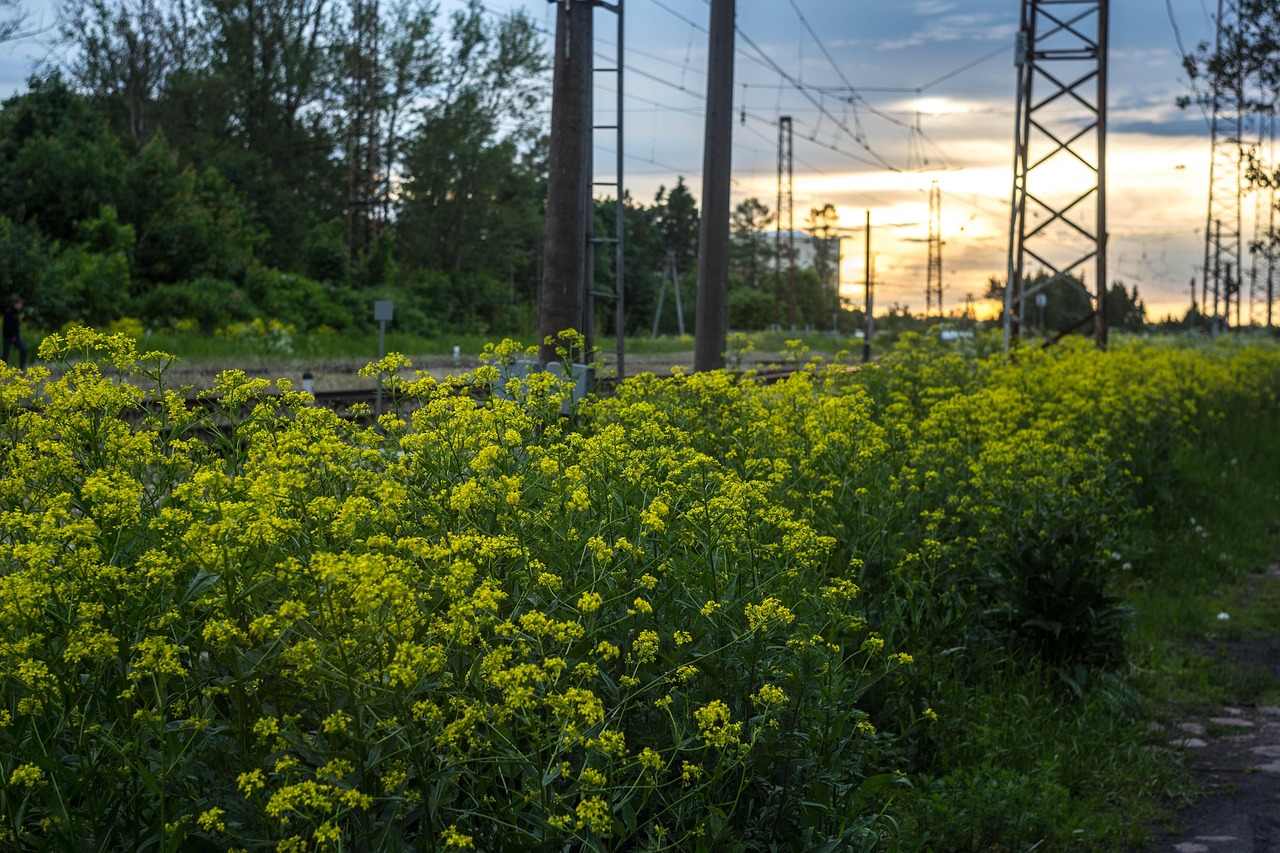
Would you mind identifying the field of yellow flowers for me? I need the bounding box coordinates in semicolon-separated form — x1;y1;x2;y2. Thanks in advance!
2;328;1279;851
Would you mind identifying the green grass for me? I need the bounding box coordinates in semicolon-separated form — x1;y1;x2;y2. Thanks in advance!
884;367;1280;851
1127;401;1280;710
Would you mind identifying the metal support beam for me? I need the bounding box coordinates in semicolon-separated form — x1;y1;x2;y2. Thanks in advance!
926;180;943;316
585;0;627;378
1006;0;1109;351
1248;107;1276;329
774;116;795;330
1203;0;1243;335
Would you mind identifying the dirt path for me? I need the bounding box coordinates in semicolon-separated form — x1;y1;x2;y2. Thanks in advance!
1144;566;1280;853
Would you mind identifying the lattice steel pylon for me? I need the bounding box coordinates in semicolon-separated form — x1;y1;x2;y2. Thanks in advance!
1005;0;1109;350
1248;107;1276;329
775;116;796;330
1203;0;1243;333
926;180;943;316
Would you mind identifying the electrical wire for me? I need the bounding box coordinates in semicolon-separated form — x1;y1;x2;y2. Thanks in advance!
1164;0;1213;132
734;27;901;171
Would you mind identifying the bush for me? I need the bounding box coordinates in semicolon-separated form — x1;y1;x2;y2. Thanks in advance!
129;276;254;332
241;265;360;333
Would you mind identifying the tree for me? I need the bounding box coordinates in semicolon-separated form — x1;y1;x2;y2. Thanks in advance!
44;0;565;336
1182;1;1279;119
1104;282;1146;332
587;193;667;337
0;74;127;242
729;196;771;291
119;131;262;285
379;0;440;196
803;203;840;290
1182;1;1279;250
58;0;187;146
652;177;699;273
982;271;1097;337
1;0;28;44
803;203;841;326
393;1;547;331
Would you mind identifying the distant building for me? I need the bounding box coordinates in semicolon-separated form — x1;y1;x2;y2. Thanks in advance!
767;230;845;278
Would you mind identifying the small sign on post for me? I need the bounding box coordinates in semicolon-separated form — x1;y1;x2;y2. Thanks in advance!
374;300;394;419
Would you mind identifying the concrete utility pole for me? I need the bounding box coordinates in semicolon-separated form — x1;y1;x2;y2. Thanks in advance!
693;0;735;372
539;0;593;365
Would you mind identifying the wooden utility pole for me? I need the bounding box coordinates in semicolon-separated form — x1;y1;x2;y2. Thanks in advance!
539;0;593;364
693;0;735;372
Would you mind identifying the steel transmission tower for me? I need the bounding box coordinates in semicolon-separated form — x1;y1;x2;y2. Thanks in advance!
926;181;943;316
775;116;796;330
1005;0;1109;350
1203;0;1243;333
1248;107;1276;329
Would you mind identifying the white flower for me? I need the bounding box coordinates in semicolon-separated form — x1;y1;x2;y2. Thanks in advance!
1217;611;1230;621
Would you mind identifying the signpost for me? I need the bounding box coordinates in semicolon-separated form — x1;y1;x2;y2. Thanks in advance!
374;300;393;419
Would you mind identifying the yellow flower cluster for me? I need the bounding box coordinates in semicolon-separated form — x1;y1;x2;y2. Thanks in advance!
2;329;1276;850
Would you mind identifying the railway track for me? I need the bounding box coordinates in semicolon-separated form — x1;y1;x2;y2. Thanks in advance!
12;365;830;436
178;365;816;417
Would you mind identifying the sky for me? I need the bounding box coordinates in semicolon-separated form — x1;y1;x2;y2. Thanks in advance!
0;0;1252;321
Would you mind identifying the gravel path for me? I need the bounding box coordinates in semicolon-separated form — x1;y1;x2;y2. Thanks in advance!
1144;566;1280;853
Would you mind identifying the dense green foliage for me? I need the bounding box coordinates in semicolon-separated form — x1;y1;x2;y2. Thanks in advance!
0;1;872;345
3;331;1280;849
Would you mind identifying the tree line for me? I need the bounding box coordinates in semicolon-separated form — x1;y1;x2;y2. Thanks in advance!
0;0;861;340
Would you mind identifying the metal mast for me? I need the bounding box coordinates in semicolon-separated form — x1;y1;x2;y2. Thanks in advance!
586;0;627;378
774;116;795;330
926;180;943;316
1270;109;1278;330
1202;0;1243;334
1005;0;1109;350
1248;107;1276;329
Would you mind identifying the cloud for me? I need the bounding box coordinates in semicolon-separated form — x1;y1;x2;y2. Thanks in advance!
1109;117;1210;137
879;15;1017;50
911;1;959;14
